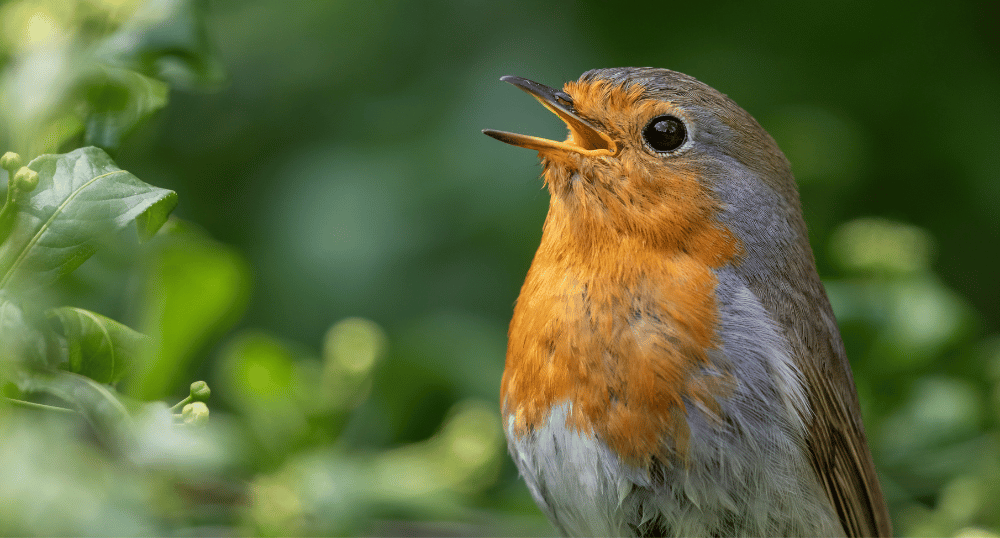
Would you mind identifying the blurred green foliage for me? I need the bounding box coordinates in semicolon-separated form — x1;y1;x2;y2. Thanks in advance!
0;0;997;536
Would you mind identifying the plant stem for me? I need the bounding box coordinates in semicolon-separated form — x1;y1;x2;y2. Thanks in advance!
169;395;192;412
4;397;77;414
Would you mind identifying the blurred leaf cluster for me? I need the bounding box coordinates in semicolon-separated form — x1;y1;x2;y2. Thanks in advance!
0;2;517;535
825;218;1000;537
0;0;997;536
0;145;176;455
0;0;221;158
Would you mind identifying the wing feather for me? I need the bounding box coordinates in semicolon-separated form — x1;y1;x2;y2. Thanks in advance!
740;240;892;537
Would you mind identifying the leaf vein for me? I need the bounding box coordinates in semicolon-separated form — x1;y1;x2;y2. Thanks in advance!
75;307;116;382
0;169;127;289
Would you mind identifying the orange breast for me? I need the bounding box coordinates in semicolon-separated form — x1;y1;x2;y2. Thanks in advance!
502;186;741;467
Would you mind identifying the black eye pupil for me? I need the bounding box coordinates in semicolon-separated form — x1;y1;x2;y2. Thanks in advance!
642;115;686;152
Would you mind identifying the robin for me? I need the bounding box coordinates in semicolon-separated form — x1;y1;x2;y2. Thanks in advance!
483;68;892;537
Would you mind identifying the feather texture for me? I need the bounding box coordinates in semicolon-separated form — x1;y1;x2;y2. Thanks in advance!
492;67;892;537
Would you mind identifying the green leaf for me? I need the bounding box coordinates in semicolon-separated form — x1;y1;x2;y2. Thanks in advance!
83;67;170;150
94;0;224;90
0;147;177;295
47;306;149;385
13;368;134;455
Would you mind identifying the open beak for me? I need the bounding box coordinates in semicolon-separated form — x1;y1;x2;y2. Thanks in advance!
483;76;617;157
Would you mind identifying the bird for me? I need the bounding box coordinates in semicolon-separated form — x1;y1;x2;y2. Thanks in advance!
482;68;892;537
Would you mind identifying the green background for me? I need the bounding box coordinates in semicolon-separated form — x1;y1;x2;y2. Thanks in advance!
1;0;998;535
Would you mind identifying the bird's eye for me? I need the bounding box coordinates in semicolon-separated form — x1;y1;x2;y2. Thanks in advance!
642;115;686;152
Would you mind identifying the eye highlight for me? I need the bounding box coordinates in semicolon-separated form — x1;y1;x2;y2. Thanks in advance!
642;115;686;152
